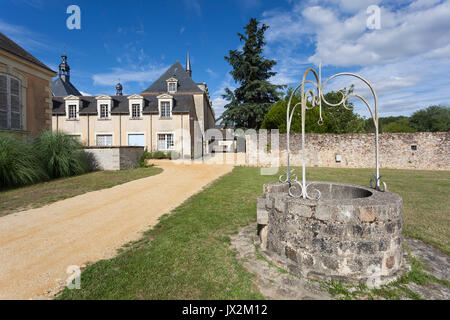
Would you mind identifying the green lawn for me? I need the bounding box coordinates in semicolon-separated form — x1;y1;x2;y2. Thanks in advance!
0;166;163;217
58;166;449;300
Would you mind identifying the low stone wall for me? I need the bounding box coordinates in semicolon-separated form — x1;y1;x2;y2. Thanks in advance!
246;132;450;170
84;147;144;171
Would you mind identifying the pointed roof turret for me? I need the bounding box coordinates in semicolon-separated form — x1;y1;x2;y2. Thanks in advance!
186;50;192;78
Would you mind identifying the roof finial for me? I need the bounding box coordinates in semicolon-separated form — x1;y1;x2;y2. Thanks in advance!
186;46;192;78
116;78;123;96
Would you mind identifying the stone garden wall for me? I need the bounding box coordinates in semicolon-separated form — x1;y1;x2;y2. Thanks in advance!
84;146;144;171
245;132;450;170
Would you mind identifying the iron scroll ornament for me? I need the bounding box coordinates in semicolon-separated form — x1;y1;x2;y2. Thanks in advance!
280;65;387;199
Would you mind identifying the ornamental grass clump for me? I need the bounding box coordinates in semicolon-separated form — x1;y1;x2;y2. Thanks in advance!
33;130;90;179
0;133;47;188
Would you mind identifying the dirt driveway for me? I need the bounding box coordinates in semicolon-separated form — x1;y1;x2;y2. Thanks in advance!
0;161;233;299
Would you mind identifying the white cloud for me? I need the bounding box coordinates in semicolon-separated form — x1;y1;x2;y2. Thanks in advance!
92;65;168;89
260;0;450;117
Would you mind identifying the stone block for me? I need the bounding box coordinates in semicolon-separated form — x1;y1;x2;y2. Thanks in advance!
359;206;376;222
315;204;332;221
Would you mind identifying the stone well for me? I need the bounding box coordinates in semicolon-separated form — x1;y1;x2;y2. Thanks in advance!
257;181;404;286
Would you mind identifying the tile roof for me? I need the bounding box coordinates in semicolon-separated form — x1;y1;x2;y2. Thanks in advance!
0;32;55;73
52;78;82;97
141;61;203;94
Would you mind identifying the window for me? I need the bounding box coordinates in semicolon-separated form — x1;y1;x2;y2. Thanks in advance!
0;74;21;130
97;134;113;146
100;104;109;119
68;105;77;119
157;133;174;150
168;82;176;93
128;134;145;146
160;101;171;118
131;104;141;118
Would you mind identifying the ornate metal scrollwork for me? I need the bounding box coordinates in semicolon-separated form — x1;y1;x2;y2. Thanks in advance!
282;64;386;198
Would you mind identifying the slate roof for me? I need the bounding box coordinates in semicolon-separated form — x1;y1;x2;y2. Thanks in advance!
52;77;82;97
52;95;194;115
141;61;203;94
0;32;55;73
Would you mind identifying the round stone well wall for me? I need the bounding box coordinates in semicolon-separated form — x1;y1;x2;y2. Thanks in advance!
257;182;404;286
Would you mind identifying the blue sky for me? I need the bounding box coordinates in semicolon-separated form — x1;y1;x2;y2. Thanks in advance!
1;0;449;120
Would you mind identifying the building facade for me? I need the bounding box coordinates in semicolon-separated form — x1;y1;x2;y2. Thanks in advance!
0;32;56;136
52;56;215;159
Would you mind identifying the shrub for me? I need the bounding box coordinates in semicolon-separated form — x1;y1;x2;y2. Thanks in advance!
139;148;152;167
0;133;47;188
167;151;180;160
33;131;90;179
152;151;166;159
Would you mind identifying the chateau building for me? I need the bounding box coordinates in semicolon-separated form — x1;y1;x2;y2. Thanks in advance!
52;53;215;159
0;32;56;136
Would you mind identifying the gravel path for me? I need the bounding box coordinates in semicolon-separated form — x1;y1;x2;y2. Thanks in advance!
0;161;233;300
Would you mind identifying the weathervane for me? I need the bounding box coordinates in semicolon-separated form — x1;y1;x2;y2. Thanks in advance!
279;64;387;200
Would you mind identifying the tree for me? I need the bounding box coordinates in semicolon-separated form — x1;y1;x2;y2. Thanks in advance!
383;121;416;133
219;18;283;129
261;87;367;134
261;88;330;133
409;105;450;132
322;86;366;134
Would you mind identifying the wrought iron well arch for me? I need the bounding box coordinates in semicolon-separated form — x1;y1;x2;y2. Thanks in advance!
280;65;387;200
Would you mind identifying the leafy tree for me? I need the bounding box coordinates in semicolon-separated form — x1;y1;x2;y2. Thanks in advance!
383;121;416;133
409;105;450;132
219;18;283;129
261;88;330;133
365;116;414;133
261;87;367;134
322;86;366;134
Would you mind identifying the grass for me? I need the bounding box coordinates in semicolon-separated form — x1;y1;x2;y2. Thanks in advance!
0;166;162;217
57;166;449;300
322;251;450;300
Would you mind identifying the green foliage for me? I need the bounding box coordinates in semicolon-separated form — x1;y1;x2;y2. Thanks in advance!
383;121;416;133
34;130;89;179
152;151;166;159
261;87;367;134
139;148;152;167
261;88;330;133
0;134;47;188
219;18;283;129
322;87;366;134
167;151;180;160
409;105;450;132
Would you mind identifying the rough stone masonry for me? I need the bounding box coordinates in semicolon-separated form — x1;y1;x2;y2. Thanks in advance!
246;132;450;170
257;181;404;287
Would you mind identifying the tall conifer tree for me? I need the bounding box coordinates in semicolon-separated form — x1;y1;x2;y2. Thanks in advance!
219;18;283;129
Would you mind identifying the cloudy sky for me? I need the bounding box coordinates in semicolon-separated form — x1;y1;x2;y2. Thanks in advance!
1;0;449;119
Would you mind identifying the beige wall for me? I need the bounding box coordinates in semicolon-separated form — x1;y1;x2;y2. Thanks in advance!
53;91;215;159
54;113;193;158
0;49;56;137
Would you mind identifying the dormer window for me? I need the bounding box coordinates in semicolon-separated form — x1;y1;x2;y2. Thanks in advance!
100;104;109;119
161;101;171;118
132;104;141;118
157;94;173;119
95;95;112;120
166;78;178;93
64;95;80;120
68;105;77;119
127;94;144;119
